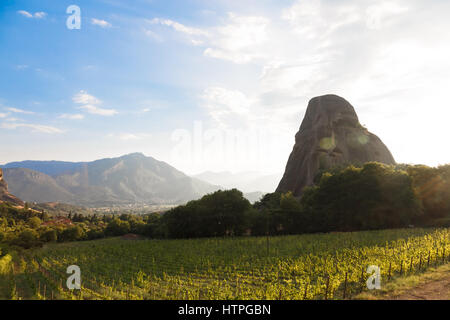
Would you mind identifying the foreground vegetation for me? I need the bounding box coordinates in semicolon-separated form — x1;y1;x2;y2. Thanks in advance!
1;227;449;300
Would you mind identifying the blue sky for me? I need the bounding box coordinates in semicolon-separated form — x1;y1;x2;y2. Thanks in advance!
1;0;450;175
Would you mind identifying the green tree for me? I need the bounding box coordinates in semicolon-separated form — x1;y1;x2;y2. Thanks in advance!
28;216;42;229
105;218;131;236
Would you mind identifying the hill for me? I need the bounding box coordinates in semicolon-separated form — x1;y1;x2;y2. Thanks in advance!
2;153;220;207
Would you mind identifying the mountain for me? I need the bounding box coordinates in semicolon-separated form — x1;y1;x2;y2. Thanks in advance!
243;191;265;204
276;94;396;196
2;153;220;207
193;171;281;193
1;160;86;177
0;168;24;206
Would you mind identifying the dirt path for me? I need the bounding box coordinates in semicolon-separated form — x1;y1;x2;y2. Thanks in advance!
389;275;450;300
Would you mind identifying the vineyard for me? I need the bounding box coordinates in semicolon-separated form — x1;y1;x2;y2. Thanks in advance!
1;227;449;300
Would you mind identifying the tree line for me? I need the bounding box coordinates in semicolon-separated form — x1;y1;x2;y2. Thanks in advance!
1;162;450;250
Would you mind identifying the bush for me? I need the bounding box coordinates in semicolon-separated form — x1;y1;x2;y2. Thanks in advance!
105;219;131;236
15;229;40;249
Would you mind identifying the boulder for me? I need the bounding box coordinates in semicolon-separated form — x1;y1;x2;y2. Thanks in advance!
276;94;396;196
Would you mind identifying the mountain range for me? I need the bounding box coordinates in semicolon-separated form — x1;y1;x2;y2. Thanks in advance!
1;153;220;207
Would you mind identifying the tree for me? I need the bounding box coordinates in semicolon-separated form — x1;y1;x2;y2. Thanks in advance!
163;189;252;238
40;229;57;242
105;218;131;236
28;216;42;229
299;162;422;232
15;229;39;249
59;226;85;242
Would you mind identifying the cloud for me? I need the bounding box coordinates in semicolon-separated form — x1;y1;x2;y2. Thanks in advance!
59;113;85;120
149;18;209;36
5;107;34;114
17;10;33;18
108;133;152;141
91;18;112;28
79;105;118;116
16;65;29;70
148;13;269;64
34;12;47;19
72;90;118;116
17;10;47;19
0;113;8;118
1;122;63;134
366;2;409;30
203;14;270;64
73;90;102;105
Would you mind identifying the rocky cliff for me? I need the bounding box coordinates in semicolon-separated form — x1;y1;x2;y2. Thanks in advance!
276;94;396;196
0;168;24;206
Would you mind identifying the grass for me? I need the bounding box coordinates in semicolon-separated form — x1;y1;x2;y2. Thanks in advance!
355;262;450;300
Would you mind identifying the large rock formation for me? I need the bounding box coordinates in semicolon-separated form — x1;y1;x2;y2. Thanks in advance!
276;94;396;196
0;168;24;206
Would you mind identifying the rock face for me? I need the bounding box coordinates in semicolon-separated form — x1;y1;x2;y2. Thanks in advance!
276;94;396;196
0;168;24;206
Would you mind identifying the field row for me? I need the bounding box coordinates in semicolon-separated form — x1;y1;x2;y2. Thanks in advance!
0;228;449;299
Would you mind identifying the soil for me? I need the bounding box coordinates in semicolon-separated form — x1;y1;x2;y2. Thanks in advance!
388;276;450;300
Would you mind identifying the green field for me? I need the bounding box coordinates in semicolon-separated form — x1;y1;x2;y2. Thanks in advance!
1;228;449;300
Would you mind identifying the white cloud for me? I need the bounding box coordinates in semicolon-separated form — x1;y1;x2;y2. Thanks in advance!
17;10;33;18
149;13;269;64
79;105;118;116
5;107;34;114
34;12;47;19
366;2;409;30
108;133;152;141
0;113;8;118
1;122;63;134
149;18;209;36
201;87;253;125
91;18;112;28
203;14;270;64
17;10;47;19
59;113;85;120
72;91;118;116
73;90;102;105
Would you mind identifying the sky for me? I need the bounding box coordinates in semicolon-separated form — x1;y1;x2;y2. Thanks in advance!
1;0;450;175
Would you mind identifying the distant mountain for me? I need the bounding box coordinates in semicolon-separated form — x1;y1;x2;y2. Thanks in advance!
2;153;220;207
243;191;265;204
1;160;86;176
193;171;281;193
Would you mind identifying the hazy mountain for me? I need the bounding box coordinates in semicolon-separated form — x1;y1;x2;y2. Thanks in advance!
3;168;74;203
193;171;281;193
2;153;220;207
243;191;265;204
1;160;86;177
